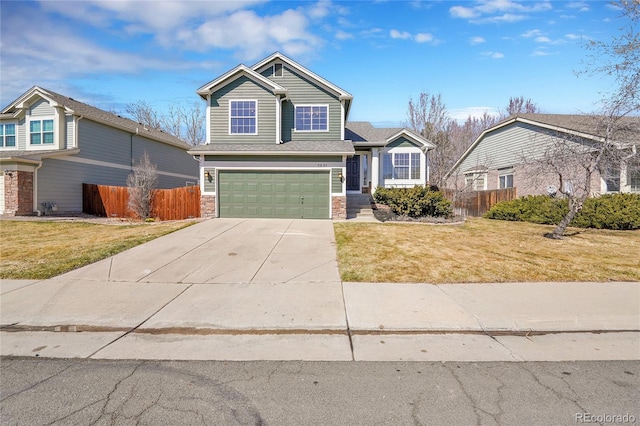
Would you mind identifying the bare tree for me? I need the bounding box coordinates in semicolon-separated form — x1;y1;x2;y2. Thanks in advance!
127;152;158;220
525;0;639;239
504;96;541;116
406;92;453;188
126;100;162;129
125;100;205;146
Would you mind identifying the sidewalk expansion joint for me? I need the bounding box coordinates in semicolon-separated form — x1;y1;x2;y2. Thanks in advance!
2;325;637;337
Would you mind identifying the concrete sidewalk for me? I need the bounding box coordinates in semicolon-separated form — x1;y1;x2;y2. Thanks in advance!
1;218;638;361
2;279;638;361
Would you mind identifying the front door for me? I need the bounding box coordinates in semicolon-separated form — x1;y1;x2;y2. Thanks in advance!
346;155;360;191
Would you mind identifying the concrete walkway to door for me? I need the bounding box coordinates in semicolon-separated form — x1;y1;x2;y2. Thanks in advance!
1;218;638;362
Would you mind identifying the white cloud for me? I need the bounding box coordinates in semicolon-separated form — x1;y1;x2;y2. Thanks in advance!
415;33;434;43
335;30;353;40
470;36;486;45
535;36;551;43
390;29;412;39
531;49;552;56
521;29;543;38
450;106;501;122
450;0;552;24
567;1;590;12
481;51;505;59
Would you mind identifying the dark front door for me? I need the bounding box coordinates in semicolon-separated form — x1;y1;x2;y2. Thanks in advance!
346;155;360;191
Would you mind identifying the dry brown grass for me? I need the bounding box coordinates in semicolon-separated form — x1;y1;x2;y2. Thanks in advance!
0;220;194;279
333;218;640;283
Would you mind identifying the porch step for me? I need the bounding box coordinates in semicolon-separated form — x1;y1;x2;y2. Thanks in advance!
346;194;375;220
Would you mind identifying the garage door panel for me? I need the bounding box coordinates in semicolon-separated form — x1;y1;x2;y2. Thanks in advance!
218;170;329;219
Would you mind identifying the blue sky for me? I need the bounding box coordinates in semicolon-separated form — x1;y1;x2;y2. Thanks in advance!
0;0;624;126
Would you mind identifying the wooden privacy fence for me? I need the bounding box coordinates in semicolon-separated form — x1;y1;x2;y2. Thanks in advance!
83;183;200;220
444;188;517;217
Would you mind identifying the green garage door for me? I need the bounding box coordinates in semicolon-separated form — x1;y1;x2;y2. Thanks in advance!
218;170;330;219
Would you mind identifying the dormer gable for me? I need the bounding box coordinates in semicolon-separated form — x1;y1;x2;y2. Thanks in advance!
196;64;288;100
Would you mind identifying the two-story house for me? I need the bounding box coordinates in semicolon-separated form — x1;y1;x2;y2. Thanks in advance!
188;52;434;219
0;86;199;216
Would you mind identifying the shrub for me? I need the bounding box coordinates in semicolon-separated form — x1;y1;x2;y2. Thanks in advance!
373;186;453;218
484;193;640;230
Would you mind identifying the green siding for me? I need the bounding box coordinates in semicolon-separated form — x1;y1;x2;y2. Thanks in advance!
258;60;343;142
203;168;216;192
331;168;343;193
387;137;419;148
209;76;276;144
218;170;330;219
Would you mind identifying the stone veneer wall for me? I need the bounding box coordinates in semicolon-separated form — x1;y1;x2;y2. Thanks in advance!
3;170;34;216
331;195;346;220
201;194;216;218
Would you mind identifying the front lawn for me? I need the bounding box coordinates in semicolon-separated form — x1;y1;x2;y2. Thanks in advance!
0;220;195;279
333;218;640;283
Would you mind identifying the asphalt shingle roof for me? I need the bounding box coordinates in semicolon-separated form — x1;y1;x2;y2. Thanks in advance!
2;87;190;149
188;140;355;155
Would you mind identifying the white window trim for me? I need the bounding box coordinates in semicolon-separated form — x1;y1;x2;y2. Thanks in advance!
0;121;17;149
381;147;424;185
273;63;283;77
465;171;488;191
228;99;258;136
498;168;514;189
294;104;329;133
27;116;58;150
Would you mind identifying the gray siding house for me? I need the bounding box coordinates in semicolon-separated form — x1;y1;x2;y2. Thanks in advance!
189;52;434;219
446;114;640;196
0;86;198;215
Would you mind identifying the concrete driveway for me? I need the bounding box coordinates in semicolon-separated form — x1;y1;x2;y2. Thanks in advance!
61;218;341;284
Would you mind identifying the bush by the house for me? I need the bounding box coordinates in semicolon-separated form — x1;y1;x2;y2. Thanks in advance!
484;193;640;230
373;186;453;219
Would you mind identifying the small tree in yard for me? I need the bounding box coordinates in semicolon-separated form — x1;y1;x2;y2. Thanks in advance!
127;152;158;220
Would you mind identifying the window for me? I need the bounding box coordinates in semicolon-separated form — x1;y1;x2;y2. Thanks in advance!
30;119;54;145
383;152;422;180
229;100;257;134
273;63;283;77
499;174;514;189
410;153;420;179
604;167;621;192
465;172;487;190
295;105;328;132
627;163;640;192
0;123;16;147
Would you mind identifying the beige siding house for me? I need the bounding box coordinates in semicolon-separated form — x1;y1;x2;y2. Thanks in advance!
446;114;640;196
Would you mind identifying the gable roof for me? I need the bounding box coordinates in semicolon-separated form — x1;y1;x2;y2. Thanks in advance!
345;121;435;150
252;52;353;102
446;113;640;178
1;86;190;149
196;64;288;99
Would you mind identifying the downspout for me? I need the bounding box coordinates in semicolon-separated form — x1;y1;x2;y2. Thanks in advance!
74;115;84;148
33;161;43;216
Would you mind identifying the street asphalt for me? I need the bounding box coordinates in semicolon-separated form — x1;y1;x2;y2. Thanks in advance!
1;218;639;361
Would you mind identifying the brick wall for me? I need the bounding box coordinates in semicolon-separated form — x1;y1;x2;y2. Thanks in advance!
201;194;216;218
331;195;346;220
3;170;34;216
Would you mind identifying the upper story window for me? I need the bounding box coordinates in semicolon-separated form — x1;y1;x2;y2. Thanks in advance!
229;100;257;135
273;63;283;77
383;152;421;180
295;105;328;132
30;119;54;145
0;123;16;148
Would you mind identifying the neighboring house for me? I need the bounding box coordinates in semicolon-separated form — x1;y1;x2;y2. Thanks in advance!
188;52;434;219
0;86;198;216
446;113;640;196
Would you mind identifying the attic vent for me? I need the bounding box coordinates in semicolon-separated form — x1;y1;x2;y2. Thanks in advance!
273;63;283;77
